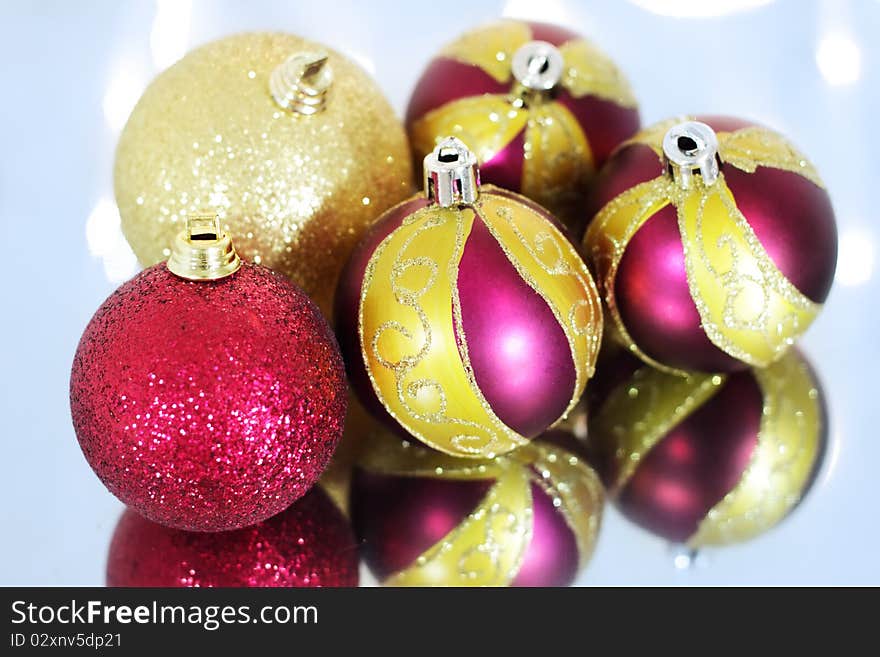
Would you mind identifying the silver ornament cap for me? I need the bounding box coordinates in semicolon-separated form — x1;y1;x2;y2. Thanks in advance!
662;121;721;188
423;137;480;207
512;40;564;91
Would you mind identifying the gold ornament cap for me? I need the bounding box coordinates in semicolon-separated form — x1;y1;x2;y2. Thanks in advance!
167;214;242;281
662;120;720;188
511;40;564;91
423;137;480;207
269;52;333;115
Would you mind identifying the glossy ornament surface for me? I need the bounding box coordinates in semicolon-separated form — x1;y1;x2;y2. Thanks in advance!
107;487;358;587
71;217;347;531
350;430;604;586
336;138;603;458
115;32;413;318
584;116;837;374
406;19;640;230
587;348;826;547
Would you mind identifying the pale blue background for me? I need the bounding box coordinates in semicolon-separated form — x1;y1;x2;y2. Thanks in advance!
1;0;877;585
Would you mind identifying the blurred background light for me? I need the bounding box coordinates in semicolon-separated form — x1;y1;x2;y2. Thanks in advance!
85;197;139;283
342;49;377;76
502;0;573;25
816;32;862;86
627;0;774;18
836;228;874;286
102;58;148;134
150;0;192;71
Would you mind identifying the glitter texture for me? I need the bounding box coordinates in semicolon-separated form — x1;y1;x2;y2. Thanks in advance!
350;432;604;586
406;20;640;231
107;488;359;587
587;348;826;547
114;32;413;318
70;262;347;532
584;116;837;374
339;186;602;459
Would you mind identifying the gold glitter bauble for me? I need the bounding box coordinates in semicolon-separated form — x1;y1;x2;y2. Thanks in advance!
115;32;413;317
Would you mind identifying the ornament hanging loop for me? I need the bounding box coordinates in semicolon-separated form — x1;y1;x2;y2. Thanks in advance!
167;213;241;281
512;40;564;92
270;52;333;115
424;137;480;207
662;121;721;188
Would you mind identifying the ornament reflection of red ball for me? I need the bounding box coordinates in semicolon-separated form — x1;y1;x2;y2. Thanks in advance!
350;426;603;587
107;488;358;587
70;216;347;532
406;19;640;230
586;347;827;547
335;138;603;459
584;116;837;374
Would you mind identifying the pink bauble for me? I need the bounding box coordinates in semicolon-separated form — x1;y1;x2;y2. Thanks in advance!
585;116;837;373
350;432;603;587
107;488;358;587
406;19;640;231
335;188;601;455
586;347;827;547
71;262;347;532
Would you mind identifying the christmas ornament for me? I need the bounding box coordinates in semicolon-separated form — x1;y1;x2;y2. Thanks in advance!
107;487;358;587
587;348;827;547
350;430;604;586
317;393;380;515
406;19;640;230
336;137;603;458
71;215;347;532
115;32;413;318
584;116;837;374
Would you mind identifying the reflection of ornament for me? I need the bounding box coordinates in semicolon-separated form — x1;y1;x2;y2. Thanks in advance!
336;138;603;458
71;216;346;532
107;488;358;587
318;393;381;515
584;116;837;374
406;19;640;231
351;430;604;586
587;348;827;547
115;32;413;317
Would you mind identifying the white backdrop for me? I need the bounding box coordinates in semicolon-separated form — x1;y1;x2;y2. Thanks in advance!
1;0;877;585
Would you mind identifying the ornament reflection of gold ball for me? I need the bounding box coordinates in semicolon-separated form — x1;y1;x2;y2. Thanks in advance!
115;32;413;317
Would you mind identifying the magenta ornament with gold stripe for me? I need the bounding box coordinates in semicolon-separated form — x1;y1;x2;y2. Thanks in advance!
406;19;640;232
586;347;827;548
584;116;837;374
350;425;603;587
335;138;603;459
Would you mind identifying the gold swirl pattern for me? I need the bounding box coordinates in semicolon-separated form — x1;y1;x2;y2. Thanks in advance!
361;434;604;586
387;460;532;587
689;351;823;546
359;189;601;458
584;123;824;373
514;442;605;569
477;191;603;412
359;203;525;458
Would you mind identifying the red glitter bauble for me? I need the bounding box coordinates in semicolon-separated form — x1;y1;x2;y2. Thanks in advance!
107;487;359;587
71;262;347;532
